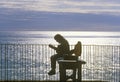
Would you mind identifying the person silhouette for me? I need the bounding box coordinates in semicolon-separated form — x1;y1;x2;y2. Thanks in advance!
48;34;70;75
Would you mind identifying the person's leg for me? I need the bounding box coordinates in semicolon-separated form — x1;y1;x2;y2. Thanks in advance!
51;54;59;69
48;54;59;75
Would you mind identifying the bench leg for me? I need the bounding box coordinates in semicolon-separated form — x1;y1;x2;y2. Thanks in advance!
73;68;77;82
59;64;66;82
78;65;82;82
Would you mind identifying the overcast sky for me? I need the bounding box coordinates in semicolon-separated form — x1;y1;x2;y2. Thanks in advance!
0;0;120;31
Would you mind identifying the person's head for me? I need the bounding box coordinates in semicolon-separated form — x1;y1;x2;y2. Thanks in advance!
54;34;65;43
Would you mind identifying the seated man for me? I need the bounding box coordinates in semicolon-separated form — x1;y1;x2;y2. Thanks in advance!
48;34;70;75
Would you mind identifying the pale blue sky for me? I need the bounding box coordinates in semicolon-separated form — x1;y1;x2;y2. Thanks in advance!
0;0;120;31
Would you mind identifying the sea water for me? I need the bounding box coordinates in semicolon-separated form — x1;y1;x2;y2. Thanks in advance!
0;31;120;45
0;31;120;82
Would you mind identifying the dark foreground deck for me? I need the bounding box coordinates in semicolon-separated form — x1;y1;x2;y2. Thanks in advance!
0;80;108;82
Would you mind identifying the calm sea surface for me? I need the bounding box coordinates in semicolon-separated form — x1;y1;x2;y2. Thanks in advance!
0;31;120;82
0;31;120;45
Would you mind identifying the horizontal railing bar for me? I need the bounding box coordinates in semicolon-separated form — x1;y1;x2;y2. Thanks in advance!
0;43;120;46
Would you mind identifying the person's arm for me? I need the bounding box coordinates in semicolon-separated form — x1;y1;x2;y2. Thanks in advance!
49;44;57;50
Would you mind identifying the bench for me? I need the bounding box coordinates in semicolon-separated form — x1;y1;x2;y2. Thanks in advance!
57;41;86;82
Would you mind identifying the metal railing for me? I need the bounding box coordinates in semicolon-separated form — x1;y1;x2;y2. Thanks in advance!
0;44;120;82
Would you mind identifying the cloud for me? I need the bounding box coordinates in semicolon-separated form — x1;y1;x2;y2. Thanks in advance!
0;8;120;31
0;0;120;15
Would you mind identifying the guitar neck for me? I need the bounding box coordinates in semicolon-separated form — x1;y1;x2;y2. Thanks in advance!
50;46;57;50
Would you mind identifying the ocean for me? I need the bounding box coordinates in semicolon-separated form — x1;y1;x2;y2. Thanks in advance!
0;31;120;82
0;31;120;45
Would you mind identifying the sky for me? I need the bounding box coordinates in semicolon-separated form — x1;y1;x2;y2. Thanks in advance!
0;0;120;31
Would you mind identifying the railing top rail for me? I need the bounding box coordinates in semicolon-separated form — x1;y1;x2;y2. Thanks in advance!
0;43;120;47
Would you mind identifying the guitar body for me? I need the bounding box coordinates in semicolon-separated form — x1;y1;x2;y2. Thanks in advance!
74;41;82;56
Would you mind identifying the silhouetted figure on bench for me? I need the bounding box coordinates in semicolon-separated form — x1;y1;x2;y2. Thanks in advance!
48;34;70;75
58;41;84;82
